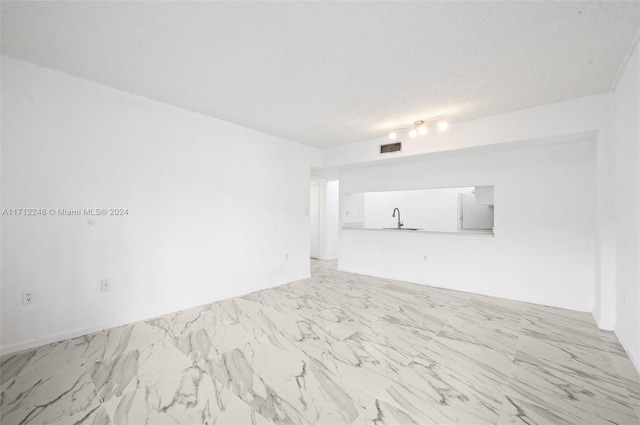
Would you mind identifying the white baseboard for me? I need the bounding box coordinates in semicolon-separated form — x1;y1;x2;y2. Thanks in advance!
0;308;173;357
615;329;640;374
0;273;310;357
337;266;593;313
597;319;616;330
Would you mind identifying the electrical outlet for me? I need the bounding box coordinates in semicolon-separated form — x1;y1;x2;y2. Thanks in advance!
285;253;289;260
22;291;33;305
100;279;111;292
625;292;629;308
423;254;428;262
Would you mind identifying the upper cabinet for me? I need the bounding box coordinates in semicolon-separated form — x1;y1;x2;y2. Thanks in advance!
475;185;494;205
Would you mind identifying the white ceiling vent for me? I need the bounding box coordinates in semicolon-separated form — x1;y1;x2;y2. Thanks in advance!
380;142;401;154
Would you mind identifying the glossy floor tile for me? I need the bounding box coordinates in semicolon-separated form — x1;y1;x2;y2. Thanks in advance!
1;259;639;424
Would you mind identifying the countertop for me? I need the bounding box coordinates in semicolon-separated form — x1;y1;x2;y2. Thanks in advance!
342;226;495;238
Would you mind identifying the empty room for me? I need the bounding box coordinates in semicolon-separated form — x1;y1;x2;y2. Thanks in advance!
1;1;640;424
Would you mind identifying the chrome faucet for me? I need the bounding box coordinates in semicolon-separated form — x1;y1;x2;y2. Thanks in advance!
392;208;403;229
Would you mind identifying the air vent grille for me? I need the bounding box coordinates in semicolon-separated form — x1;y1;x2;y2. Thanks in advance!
380;142;401;154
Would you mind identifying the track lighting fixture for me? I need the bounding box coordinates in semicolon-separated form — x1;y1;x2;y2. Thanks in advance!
388;118;449;140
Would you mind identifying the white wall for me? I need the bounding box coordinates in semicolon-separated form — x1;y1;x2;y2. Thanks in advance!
1;56;316;354
323;94;612;169
339;140;596;312
613;40;640;368
324;94;617;329
593;95;617;331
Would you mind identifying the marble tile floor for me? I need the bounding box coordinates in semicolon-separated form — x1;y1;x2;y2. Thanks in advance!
2;259;639;425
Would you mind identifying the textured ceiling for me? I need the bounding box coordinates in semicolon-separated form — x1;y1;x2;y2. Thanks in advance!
2;1;639;148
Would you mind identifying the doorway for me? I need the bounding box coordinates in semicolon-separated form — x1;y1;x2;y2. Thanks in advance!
310;182;319;259
310;180;339;260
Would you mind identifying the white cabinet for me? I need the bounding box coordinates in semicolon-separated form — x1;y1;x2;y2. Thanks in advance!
475;186;494;205
343;192;365;225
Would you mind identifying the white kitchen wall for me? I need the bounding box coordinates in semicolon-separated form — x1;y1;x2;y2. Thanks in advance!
613;40;640;368
361;187;473;231
339;139;596;312
1;56;316;354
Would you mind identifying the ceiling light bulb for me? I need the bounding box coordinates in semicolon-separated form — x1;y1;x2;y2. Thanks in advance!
389;131;398;140
438;120;449;131
418;125;427;136
409;129;418;138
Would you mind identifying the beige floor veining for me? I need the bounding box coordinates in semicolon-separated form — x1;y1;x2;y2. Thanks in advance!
1;260;639;425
